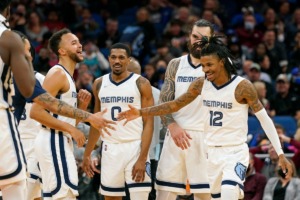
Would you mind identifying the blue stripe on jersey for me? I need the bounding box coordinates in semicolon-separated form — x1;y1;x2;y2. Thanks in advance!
59;132;78;190
127;182;152;188
101;183;125;192
211;75;238;90
0;110;22;180
30;173;42;183
47;129;62;196
190;183;210;189
109;72;134;86
156;179;186;189
221;180;244;190
14;118;27;167
211;193;221;198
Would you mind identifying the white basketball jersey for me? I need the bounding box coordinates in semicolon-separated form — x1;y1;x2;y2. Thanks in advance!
172;55;205;131
202;75;249;146
50;65;77;130
19;72;45;139
99;73;143;143
0;15;13;110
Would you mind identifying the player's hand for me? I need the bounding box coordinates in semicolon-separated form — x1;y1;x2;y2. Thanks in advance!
117;104;140;125
77;89;92;110
90;153;100;174
168;123;192;150
82;155;95;178
132;159;146;183
87;108;116;135
278;154;292;179
69;127;86;147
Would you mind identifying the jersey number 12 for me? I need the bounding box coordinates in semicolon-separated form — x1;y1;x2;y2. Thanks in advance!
209;111;223;126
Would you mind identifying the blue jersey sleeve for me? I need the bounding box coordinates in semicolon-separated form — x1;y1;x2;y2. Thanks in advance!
12;79;26;123
25;80;46;103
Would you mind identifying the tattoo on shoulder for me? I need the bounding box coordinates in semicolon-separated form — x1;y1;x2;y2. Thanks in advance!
235;80;263;112
165;58;181;80
136;76;150;92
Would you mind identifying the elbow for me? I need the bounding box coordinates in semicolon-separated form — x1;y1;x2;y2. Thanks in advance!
21;86;34;98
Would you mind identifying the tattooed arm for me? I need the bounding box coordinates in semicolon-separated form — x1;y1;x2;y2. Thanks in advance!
30;68;86;146
236;79;292;178
235;79;264;112
159;58;180;126
118;78;204;122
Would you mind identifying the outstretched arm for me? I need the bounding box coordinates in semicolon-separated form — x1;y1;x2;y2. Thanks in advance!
236;79;292;178
118;77;204;122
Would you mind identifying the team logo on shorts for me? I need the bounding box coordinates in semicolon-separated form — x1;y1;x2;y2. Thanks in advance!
145;162;151;177
234;162;247;181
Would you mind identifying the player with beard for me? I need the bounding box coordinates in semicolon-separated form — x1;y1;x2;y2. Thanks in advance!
152;19;213;200
30;29;88;200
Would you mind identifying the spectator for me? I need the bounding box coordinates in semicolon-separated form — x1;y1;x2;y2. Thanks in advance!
44;9;66;33
244;153;267;200
245;62;274;99
263;29;288;79
263;160;300;200
269;74;300;118
253;81;271;116
149;40;174;66
25;10;49;45
97;18;120;49
235;13;263;54
82;41;110;78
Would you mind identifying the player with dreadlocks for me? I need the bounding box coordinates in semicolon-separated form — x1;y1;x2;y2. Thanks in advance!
117;35;292;200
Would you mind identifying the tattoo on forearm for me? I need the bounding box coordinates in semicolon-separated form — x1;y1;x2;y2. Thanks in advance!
141;84;200;117
159;58;180;126
37;93;90;121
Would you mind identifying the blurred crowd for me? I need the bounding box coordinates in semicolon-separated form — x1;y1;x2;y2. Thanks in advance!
8;0;300;199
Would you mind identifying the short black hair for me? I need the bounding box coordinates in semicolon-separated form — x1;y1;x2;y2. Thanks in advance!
110;43;131;57
193;19;215;35
48;28;71;56
13;30;36;63
0;0;11;12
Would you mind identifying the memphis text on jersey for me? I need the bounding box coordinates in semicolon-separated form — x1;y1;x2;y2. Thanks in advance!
203;100;233;109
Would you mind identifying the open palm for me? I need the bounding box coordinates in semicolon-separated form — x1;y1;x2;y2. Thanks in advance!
117;104;140;125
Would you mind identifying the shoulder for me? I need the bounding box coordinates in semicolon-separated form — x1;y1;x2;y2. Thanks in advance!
136;76;151;90
0;30;24;64
167;57;181;70
93;76;104;92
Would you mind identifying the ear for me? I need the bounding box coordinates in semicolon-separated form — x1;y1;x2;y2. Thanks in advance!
58;48;65;56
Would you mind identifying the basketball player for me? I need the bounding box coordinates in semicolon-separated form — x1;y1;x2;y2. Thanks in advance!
0;1;35;199
128;58;161;200
117;35;293;200
82;43;154;200
30;28;88;199
154;19;212;200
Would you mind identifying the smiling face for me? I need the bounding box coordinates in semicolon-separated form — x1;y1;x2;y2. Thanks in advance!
200;54;225;83
108;48;130;76
59;33;83;62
